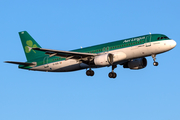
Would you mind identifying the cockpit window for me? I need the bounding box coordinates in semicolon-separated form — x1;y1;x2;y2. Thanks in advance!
164;37;169;39
157;36;169;40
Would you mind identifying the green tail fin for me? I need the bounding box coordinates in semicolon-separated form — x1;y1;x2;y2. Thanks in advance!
19;31;46;62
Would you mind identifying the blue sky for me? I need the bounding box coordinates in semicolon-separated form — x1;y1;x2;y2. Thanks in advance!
1;0;180;120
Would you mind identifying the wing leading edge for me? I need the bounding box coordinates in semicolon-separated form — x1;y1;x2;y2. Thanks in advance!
33;48;97;59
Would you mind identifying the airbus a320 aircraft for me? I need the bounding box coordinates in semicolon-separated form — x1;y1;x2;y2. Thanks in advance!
5;31;176;78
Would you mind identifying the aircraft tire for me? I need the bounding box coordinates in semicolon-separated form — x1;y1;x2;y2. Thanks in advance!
109;72;117;78
86;70;91;76
112;72;117;78
90;70;94;76
153;62;159;66
86;70;94;76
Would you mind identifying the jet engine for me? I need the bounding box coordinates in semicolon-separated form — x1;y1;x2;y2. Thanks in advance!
123;58;147;70
94;53;113;66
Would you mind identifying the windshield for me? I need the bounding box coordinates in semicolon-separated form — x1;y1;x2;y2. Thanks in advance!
157;36;169;40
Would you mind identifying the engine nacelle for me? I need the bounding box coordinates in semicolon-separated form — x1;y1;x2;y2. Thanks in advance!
123;58;147;70
94;53;113;66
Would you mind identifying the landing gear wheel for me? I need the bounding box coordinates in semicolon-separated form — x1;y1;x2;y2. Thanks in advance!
108;65;117;78
112;72;117;78
86;70;91;76
108;72;117;78
151;54;159;66
90;70;94;76
153;62;159;66
108;72;113;78
86;70;94;76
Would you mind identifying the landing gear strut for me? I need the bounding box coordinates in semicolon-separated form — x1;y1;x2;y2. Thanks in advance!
86;68;94;76
151;54;158;66
108;65;117;78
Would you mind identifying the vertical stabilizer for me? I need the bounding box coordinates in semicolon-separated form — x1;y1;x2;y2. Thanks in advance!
19;31;46;62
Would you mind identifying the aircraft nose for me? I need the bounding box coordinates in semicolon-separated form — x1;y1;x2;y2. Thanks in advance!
170;40;177;48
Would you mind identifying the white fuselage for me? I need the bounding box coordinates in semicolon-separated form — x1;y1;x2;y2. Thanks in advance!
30;40;176;72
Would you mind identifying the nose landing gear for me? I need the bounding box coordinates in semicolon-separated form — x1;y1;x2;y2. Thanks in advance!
153;62;158;66
151;54;159;66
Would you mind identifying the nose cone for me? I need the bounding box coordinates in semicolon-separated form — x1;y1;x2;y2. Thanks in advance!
170;40;177;48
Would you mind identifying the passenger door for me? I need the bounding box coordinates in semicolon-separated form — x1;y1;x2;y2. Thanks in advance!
43;56;49;68
146;35;151;47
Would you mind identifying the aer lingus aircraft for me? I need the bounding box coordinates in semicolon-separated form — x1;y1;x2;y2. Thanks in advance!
5;31;176;78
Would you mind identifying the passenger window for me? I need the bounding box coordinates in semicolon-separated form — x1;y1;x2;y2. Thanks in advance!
161;37;163;39
157;37;160;40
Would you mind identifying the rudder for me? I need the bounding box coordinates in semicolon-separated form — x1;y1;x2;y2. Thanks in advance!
19;31;46;62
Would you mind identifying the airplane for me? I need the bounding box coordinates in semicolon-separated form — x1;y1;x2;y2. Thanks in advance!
5;31;176;78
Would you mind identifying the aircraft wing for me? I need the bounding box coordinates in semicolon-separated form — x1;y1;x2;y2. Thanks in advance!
33;48;97;59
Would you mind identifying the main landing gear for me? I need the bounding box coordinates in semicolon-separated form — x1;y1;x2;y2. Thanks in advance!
108;65;117;78
86;65;117;78
86;68;94;76
151;54;159;66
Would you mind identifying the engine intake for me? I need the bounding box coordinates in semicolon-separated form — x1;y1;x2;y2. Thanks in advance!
94;53;113;66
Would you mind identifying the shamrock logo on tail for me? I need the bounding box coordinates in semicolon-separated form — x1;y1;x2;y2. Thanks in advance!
25;40;38;53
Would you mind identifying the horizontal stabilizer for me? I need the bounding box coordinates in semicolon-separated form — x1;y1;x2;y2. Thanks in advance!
5;61;35;66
